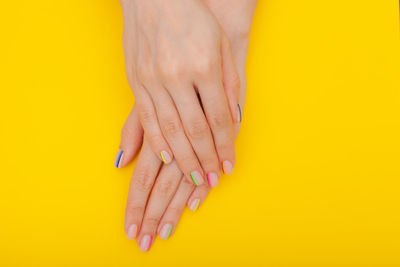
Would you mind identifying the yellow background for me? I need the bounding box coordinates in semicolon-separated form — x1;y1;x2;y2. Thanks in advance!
1;0;399;266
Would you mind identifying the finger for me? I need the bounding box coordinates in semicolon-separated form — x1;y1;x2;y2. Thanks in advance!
157;177;196;240
187;183;211;212
134;84;174;164
136;161;182;251
196;62;236;176
149;86;206;186
115;106;144;168
221;33;241;124
167;86;221;188
124;141;162;241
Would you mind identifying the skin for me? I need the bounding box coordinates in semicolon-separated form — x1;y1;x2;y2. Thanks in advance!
118;0;257;251
120;0;241;186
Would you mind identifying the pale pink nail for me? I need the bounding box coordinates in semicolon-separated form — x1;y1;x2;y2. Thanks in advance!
207;172;218;187
139;235;152;252
190;171;204;186
127;224;137;240
222;160;233;175
159;224;173;240
189;198;200;211
160;150;172;164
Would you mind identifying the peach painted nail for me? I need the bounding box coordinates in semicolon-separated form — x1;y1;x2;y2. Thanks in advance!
159;224;173;240
222;160;233;175
127;224;137;240
114;149;123;168
207;172;218;187
160;150;172;164
139;235;152;252
190;171;204;186
189;198;200;211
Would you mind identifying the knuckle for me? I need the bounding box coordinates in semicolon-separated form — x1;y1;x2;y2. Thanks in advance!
201;156;219;170
148;134;165;148
181;177;195;187
158;60;186;83
125;205;144;217
228;71;241;91
194;57;217;78
167;206;184;217
136;65;154;84
217;141;234;158
121;123;135;139
143;217;160;228
138;106;155;124
162;119;182;137
209;111;230;129
133;168;154;193
153;179;176;196
186;119;209;140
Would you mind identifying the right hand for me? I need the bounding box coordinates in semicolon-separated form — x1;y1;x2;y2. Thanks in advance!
119;0;241;186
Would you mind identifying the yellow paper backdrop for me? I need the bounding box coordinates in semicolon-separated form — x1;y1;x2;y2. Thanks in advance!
1;0;399;266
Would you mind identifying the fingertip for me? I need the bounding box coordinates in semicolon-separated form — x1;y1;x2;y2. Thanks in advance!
222;160;234;175
159;223;174;240
138;235;153;252
207;172;219;187
160;150;173;164
127;224;138;240
114;149;124;168
190;171;205;186
237;103;242;123
188;198;201;212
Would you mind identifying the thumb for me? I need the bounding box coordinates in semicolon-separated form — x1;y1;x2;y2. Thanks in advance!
114;106;144;168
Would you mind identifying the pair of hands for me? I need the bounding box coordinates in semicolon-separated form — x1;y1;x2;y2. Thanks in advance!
116;0;256;251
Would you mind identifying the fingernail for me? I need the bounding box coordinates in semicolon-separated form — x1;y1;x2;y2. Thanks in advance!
127;224;138;240
114;149;123;168
237;104;242;123
190;171;204;186
222;160;233;175
139;235;152;252
207;172;219;187
160;150;172;164
189;198;200;211
159;224;173;240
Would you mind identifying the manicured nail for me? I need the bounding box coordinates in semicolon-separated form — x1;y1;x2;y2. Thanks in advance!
237;104;242;123
114;149;123;168
207;172;218;187
189;198;200;211
160;150;172;164
139;235;152;252
190;171;204;186
159;224;173;240
222;160;233;175
127;224;137;240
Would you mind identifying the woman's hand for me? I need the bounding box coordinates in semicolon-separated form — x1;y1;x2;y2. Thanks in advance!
120;43;247;250
119;0;241;186
117;0;257;251
121;106;242;251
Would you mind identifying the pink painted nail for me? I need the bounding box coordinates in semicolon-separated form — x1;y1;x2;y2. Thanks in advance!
127;224;137;240
190;171;204;186
222;160;233;175
139;235;152;252
160;150;172;164
207;172;218;187
189;198;200;211
159;224;173;240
